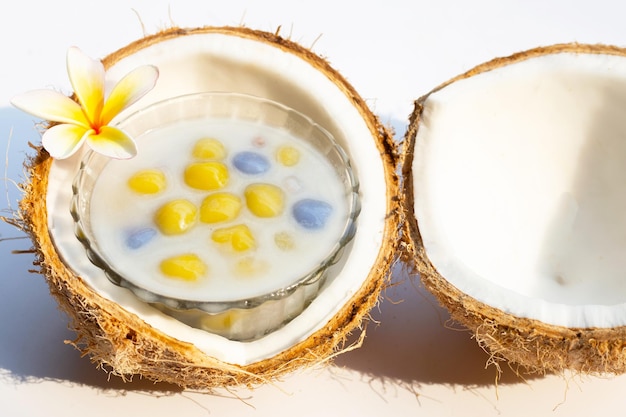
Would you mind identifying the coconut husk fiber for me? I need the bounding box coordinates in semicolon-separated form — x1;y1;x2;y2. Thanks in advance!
10;26;400;389
400;43;626;376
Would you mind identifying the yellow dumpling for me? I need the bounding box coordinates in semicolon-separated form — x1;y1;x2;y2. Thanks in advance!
235;257;269;276
276;145;300;166
160;253;206;281
244;183;285;218
192;138;226;160
200;192;242;223
274;232;295;250
127;169;167;194
184;162;229;190
154;199;197;235
211;224;256;252
200;311;238;331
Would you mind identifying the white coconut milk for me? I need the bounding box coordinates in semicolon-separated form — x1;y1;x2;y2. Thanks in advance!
89;118;349;302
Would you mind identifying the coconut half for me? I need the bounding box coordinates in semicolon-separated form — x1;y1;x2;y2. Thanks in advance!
17;26;398;388
402;43;626;374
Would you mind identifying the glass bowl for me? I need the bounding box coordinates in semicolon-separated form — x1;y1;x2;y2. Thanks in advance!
71;92;360;341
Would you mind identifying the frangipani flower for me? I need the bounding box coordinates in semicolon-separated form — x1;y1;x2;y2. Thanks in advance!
11;47;159;159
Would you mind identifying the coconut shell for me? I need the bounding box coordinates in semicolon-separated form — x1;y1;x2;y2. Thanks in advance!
401;43;626;375
14;26;399;389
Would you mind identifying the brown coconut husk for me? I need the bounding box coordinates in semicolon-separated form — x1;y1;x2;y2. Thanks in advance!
400;43;626;375
12;26;399;389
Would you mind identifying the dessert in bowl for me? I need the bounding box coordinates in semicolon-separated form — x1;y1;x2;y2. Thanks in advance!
71;92;360;341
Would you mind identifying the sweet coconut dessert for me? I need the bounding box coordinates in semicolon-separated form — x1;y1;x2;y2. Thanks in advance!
401;44;626;374
11;26;398;388
14;23;626;389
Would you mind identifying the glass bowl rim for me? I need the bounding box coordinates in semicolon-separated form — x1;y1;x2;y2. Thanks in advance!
70;91;361;314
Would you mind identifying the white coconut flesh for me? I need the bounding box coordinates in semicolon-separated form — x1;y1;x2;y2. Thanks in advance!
413;52;626;329
47;32;387;365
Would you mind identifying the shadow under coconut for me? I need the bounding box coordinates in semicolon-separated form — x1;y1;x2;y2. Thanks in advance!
334;262;532;387
0;249;182;394
0;256;179;394
0;107;181;394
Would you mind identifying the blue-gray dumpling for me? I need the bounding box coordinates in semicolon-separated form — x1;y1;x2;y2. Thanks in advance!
292;199;333;229
232;151;270;175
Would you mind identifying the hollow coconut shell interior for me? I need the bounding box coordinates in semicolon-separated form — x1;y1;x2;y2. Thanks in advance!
17;26;399;388
401;43;626;375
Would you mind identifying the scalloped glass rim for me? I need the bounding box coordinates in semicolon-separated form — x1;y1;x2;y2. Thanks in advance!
71;92;360;319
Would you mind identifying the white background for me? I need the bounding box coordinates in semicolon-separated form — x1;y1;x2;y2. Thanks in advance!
2;1;626;416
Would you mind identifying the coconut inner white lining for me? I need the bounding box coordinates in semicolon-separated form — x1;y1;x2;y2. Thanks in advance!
47;32;387;365
414;53;626;329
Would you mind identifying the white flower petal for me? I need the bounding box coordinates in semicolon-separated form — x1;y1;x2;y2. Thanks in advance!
100;65;159;125
67;46;105;125
86;126;137;159
41;123;90;159
11;89;89;126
